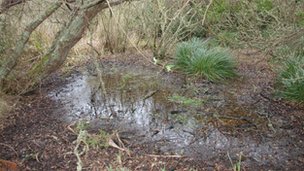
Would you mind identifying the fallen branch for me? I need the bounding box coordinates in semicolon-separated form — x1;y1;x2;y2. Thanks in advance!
73;130;89;171
143;90;159;101
0;143;18;157
0;0;29;14
108;133;131;156
146;154;184;158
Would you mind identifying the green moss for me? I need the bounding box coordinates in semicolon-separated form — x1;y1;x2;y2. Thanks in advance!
31;32;46;53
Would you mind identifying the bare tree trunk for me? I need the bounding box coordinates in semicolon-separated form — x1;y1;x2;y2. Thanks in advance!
0;1;62;87
25;0;125;89
0;0;28;14
1;0;128;92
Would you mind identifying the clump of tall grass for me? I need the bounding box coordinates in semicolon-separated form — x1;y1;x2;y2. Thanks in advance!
175;38;237;81
276;55;304;102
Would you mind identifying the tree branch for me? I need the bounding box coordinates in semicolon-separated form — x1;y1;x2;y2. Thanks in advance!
0;1;62;86
80;0;105;10
26;0;130;83
0;0;28;14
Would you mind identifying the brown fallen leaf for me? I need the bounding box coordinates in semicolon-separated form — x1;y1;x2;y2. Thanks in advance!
0;159;18;171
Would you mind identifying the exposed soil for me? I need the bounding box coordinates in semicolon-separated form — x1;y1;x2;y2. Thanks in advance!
0;50;304;171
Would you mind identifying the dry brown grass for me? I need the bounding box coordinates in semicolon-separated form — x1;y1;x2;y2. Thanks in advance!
0;92;14;131
1;0;303;94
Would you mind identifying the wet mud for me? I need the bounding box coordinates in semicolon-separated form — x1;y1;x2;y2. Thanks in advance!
1;51;304;170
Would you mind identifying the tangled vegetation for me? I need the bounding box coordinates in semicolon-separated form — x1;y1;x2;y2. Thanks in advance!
1;1;304;170
277;55;304;102
175;38;237;81
0;0;304;103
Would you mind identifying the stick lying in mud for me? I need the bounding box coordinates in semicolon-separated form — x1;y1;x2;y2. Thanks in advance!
146;154;184;158
143;90;159;101
73;130;89;171
108;133;131;156
0;143;18;158
216;115;257;128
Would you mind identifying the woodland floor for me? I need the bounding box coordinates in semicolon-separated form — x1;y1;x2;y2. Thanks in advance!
0;50;304;171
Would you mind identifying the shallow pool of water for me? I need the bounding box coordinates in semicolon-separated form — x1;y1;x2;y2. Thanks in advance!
48;70;298;169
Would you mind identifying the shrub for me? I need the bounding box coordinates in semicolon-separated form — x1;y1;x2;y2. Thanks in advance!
175;38;237;81
277;55;304;102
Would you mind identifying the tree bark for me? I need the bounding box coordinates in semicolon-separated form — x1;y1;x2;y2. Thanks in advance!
0;0;28;14
0;1;62;87
1;0;128;92
26;0;126;89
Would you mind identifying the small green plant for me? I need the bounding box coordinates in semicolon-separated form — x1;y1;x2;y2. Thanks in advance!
87;129;110;149
75;121;109;149
228;152;242;171
256;0;273;12
168;94;204;107
276;55;304;102
296;11;304;26
175;38;237;81
75;120;90;132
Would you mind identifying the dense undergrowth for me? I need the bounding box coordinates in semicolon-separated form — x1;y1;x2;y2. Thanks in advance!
0;0;304;102
277;55;304;102
0;1;304;170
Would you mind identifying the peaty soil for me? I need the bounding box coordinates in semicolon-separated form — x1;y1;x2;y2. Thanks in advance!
0;50;304;171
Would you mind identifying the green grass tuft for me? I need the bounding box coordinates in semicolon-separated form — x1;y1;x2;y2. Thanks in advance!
175;38;237;81
168;94;204;107
277;55;304;102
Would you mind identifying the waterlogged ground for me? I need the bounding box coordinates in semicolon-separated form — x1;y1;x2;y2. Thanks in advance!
1;51;304;170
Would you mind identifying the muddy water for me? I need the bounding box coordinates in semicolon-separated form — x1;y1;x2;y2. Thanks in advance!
50;72;176;126
49;69;301;169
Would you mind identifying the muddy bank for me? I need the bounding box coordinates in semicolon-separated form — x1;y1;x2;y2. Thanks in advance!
1;51;304;170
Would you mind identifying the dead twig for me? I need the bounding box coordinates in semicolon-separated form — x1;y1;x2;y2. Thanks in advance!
108;133;131;156
67;121;77;135
73;130;89;171
146;154;185;158
202;0;213;26
143;90;159;101
0;143;18;158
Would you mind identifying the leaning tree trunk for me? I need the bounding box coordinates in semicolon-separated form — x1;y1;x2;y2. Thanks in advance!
26;1;123;88
0;2;62;87
0;0;27;14
1;0;128;92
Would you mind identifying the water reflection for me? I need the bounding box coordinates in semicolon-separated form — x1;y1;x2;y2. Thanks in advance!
50;73;176;129
48;71;292;168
